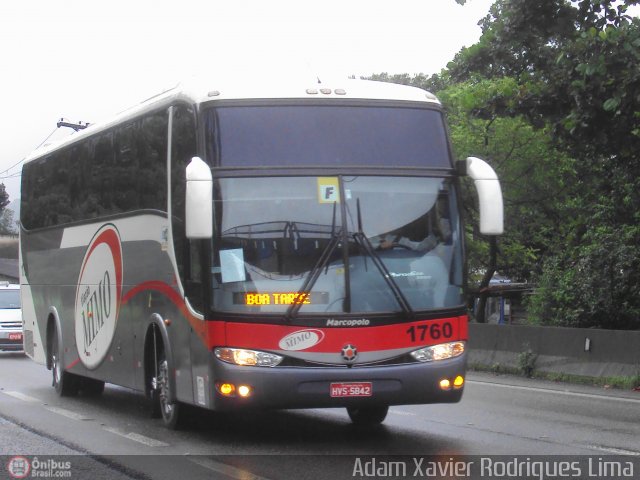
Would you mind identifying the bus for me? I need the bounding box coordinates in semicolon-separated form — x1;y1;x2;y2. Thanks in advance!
20;76;503;428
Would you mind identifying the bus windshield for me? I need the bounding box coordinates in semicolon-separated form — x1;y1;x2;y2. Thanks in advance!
211;176;464;315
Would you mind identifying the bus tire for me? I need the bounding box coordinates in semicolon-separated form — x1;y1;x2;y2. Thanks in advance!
155;349;184;429
149;387;162;419
50;328;79;397
346;405;389;426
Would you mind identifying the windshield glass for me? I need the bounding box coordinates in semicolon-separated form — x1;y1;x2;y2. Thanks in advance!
211;177;463;315
0;289;20;309
205;106;451;168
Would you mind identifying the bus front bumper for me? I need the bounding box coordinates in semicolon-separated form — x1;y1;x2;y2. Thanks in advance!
209;354;466;411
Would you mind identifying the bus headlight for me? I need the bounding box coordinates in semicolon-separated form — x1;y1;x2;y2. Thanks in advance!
214;347;283;367
410;341;465;363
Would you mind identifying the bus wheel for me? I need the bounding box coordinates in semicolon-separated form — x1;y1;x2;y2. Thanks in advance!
155;353;183;429
346;405;389;426
50;331;79;397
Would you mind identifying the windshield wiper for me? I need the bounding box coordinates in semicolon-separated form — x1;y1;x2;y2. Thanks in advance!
285;196;415;322
285;202;340;323
352;198;414;319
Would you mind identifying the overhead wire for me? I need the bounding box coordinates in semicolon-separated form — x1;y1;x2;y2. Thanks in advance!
0;126;61;180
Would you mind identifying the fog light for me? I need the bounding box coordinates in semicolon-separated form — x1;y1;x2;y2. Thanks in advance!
454;375;465;388
217;383;235;396
439;379;451;390
238;385;252;398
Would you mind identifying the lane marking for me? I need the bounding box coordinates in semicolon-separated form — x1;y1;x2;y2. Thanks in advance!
390;409;417;416
103;427;169;447
3;391;40;403
189;457;274;480
587;445;640;457
44;406;89;421
467;380;640;404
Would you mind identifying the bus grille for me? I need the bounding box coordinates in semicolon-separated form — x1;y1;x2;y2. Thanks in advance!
0;322;22;329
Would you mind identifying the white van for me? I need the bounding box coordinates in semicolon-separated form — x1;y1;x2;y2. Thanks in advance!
0;283;22;352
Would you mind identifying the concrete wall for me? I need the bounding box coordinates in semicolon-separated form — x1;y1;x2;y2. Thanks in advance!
467;323;640;378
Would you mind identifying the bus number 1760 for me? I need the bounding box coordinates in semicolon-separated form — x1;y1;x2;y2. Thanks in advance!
406;322;453;343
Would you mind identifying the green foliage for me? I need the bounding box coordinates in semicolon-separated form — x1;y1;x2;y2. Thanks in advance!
371;0;640;330
0;183;8;215
528;224;640;330
449;0;639;330
518;343;537;378
437;79;575;283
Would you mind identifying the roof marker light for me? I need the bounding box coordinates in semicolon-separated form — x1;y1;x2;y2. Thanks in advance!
306;88;318;95
334;89;347;95
320;88;332;95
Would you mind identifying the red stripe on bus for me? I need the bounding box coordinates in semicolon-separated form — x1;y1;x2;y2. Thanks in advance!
223;315;467;353
121;281;209;343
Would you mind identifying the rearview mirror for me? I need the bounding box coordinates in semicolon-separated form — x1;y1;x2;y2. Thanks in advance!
466;157;503;235
185;156;213;239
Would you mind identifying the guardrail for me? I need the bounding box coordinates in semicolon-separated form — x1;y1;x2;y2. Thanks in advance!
468;323;640;378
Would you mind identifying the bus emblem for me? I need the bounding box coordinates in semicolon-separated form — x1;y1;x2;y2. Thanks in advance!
74;224;123;370
341;344;358;363
278;329;324;351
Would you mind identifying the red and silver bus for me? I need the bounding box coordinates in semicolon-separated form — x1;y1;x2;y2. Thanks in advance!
20;77;503;427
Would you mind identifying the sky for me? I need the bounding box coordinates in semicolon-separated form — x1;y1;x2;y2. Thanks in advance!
0;0;496;202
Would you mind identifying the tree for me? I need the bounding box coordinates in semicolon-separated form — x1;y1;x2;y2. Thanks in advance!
0;183;9;215
441;0;640;329
0;209;17;235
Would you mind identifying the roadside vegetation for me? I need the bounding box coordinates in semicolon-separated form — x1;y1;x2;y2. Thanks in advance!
470;362;640;390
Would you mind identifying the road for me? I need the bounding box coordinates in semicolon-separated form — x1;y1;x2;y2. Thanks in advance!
1;351;639;479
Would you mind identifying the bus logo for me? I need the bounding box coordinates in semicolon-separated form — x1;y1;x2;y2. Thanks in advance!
341;344;358;363
74;224;123;370
278;329;324;351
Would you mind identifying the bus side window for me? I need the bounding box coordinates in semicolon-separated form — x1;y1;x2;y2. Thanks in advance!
113;122;140;212
139;112;168;211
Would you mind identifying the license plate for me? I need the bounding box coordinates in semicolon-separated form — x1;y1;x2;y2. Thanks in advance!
330;382;372;398
8;332;22;341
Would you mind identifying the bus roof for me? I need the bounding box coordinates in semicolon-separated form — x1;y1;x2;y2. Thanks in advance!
23;77;441;164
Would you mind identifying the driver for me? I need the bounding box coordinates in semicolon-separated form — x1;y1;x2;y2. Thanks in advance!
370;214;451;252
373;232;438;251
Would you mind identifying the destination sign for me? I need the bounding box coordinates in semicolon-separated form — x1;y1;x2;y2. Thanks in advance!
233;292;329;306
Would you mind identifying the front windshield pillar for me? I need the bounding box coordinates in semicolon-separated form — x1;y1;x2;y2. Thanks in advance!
338;176;352;313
